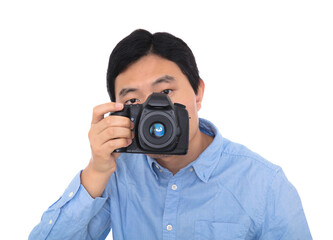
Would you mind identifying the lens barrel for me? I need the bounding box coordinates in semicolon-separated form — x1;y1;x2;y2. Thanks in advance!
139;111;177;150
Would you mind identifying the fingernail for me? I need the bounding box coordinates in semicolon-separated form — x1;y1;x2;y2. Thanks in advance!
116;103;123;109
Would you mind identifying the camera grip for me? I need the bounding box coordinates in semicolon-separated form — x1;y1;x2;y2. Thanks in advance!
110;110;128;117
109;105;130;117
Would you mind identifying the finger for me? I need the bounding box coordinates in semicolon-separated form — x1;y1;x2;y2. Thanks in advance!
91;102;124;124
93;115;133;135
101;138;132;154
98;127;133;145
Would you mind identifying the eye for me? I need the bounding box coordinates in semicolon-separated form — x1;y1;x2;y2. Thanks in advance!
161;89;173;95
125;98;140;105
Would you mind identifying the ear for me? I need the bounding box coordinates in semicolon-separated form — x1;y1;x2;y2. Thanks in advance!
196;79;205;111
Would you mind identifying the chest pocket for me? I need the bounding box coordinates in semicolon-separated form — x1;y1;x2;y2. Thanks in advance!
195;221;247;240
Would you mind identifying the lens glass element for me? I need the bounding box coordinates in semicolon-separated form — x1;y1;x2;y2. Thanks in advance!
149;123;165;138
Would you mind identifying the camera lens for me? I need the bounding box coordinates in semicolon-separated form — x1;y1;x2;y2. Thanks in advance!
139;111;176;150
149;123;165;138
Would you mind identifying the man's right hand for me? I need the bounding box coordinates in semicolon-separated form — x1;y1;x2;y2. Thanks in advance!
81;102;134;198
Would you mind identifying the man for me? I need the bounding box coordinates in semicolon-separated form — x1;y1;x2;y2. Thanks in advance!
29;29;312;239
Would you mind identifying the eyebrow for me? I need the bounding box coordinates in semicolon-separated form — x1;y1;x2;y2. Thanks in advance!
118;75;175;98
118;87;138;98
152;75;175;86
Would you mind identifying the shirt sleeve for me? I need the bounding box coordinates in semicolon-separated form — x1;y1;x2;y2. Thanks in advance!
259;169;312;240
28;170;111;240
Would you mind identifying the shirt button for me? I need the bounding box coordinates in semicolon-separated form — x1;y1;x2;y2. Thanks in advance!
49;219;53;224
189;167;194;172
166;224;173;231
171;184;177;190
68;192;74;197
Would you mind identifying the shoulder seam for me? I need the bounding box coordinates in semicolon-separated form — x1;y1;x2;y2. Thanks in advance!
221;150;280;172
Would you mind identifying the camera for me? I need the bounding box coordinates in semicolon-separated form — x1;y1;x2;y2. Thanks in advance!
110;92;189;155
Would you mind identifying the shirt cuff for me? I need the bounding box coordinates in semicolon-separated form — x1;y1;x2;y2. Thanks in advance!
49;170;109;224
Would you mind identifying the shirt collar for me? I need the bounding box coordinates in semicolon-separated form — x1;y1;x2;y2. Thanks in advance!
146;118;223;183
146;156;159;180
191;118;223;183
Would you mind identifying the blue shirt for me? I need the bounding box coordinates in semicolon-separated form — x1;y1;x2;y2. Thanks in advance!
29;118;312;240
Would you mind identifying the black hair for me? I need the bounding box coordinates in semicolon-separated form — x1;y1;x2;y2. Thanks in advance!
106;29;200;102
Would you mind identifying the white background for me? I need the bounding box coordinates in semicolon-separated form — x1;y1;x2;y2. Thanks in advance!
0;1;332;239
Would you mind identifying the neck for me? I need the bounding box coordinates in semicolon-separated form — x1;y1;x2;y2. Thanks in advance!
153;127;213;175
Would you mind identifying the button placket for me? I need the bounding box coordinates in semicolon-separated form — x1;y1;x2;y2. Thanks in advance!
162;177;182;239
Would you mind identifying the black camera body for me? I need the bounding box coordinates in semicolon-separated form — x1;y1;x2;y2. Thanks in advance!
110;93;189;155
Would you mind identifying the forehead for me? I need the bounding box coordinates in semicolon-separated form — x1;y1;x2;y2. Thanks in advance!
114;55;186;91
